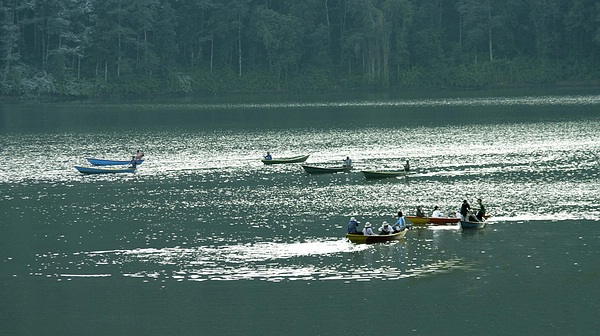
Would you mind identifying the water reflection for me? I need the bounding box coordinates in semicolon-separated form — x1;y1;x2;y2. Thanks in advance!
29;235;474;283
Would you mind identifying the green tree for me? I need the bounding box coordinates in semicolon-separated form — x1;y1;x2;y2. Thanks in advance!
0;0;22;86
457;0;500;62
250;5;304;88
92;0;137;80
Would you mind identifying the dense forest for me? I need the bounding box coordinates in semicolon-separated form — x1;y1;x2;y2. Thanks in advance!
1;0;600;98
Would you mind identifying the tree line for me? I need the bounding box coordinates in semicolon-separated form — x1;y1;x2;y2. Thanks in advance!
1;0;599;98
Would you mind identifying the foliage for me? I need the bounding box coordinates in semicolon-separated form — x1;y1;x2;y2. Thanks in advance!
1;0;600;98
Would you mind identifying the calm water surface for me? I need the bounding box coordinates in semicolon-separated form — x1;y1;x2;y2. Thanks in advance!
1;93;600;335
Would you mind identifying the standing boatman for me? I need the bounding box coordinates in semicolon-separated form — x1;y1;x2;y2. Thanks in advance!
476;198;486;221
460;200;471;221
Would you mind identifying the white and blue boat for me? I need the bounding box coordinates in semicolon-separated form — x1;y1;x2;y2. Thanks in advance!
75;166;136;174
87;157;144;166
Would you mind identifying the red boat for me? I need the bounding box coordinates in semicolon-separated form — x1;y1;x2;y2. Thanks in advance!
429;217;461;225
406;216;461;226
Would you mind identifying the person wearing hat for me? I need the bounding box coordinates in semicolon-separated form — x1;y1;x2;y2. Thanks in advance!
362;222;375;236
378;221;394;235
431;206;443;218
347;217;361;234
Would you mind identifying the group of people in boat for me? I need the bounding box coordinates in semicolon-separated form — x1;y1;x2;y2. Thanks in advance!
347;210;411;236
347;198;487;235
460;198;486;222
264;152;353;168
412;198;486;222
128;149;144;168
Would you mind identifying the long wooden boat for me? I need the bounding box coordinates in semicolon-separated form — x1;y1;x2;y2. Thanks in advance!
346;229;408;244
405;216;430;225
75;166;136;174
361;170;407;179
429;217;461;225
87;158;144;166
302;164;352;174
460;220;486;230
261;154;310;165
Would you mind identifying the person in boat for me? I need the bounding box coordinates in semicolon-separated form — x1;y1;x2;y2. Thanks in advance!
342;156;352;167
347;217;362;234
362;222;375;236
393;210;409;232
129;156;137;169
416;205;425;217
378;221;394;235
264;152;272;160
460;200;471;221
403;160;410;172
476;198;486;221
135;149;144;160
431;206;443;218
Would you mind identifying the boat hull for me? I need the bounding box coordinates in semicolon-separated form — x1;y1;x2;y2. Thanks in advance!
75;166;136;174
460;220;486;230
346;229;407;244
87;158;144;166
302;164;351;174
261;155;310;165
429;217;461;225
405;216;430;225
361;170;406;179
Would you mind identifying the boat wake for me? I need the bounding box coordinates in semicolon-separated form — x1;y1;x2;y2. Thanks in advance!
31;238;471;283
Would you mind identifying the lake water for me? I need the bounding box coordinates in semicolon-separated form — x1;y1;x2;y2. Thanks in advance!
1;92;600;335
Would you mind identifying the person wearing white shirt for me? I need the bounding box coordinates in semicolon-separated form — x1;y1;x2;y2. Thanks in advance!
362;222;375;235
431;206;443;218
378;221;394;235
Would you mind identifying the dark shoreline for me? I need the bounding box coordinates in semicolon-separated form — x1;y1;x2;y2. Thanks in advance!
2;83;600;104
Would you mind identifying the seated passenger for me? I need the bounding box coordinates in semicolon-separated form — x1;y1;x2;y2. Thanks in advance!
416;206;425;217
129;156;137;169
393;211;409;232
378;221;394;235
347;217;361;234
431;206;443;218
264;152;272;160
467;212;480;222
362;222;375;236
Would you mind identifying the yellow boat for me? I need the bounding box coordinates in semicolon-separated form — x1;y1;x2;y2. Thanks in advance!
405;216;430;226
346;229;408;244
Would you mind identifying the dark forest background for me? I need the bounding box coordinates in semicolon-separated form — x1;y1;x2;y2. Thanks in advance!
2;0;600;98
